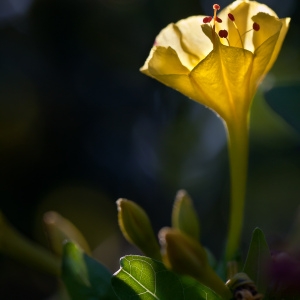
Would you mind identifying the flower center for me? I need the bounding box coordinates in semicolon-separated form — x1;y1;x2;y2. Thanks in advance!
203;3;260;48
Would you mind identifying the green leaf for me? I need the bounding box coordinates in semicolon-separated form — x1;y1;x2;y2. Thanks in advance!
243;228;271;295
61;241;117;300
112;255;223;300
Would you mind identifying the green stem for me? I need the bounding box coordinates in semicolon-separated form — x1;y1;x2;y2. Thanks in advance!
225;116;249;262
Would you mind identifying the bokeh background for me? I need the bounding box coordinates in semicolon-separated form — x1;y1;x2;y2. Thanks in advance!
0;0;299;298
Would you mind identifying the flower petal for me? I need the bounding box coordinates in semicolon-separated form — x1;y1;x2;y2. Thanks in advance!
153;16;213;70
268;17;290;72
250;32;279;93
249;13;290;93
148;46;190;75
174;16;213;64
141;46;201;102
252;12;282;50
217;0;278;52
190;38;253;121
153;23;194;70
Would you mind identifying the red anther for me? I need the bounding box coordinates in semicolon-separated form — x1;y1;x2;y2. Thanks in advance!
253;22;260;31
228;13;235;21
203;16;213;23
219;29;228;38
213;4;221;10
216;17;222;23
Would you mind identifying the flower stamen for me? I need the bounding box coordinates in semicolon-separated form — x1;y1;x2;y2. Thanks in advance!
219;29;230;46
203;16;213;23
203;4;223;47
228;13;260;48
227;13;244;47
213;4;222;29
218;29;228;38
241;22;261;38
253;22;260;31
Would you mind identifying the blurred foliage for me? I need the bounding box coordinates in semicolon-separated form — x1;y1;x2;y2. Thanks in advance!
265;85;300;134
0;0;300;298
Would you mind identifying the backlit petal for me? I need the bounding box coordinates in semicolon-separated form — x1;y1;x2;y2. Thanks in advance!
190;37;253;121
153;23;194;70
142;46;200;102
250;31;280;95
175;16;213;64
257;16;290;75
148;46;189;75
153;16;213;70
217;0;278;52
250;13;290;92
252;12;282;50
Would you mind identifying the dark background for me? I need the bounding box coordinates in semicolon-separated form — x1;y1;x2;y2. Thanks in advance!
0;0;299;298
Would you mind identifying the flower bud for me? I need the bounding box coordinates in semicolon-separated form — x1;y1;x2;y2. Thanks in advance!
43;211;91;256
159;227;232;299
172;190;200;241
116;199;161;260
159;227;207;274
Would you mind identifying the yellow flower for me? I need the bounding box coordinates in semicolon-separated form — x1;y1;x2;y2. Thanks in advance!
140;0;290;125
141;1;290;261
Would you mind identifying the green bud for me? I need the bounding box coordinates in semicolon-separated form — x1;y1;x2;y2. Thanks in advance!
171;190;200;241
159;227;207;276
43;211;91;256
116;199;161;260
159;227;232;300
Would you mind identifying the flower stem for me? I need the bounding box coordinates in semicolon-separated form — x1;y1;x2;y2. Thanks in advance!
225;116;249;262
